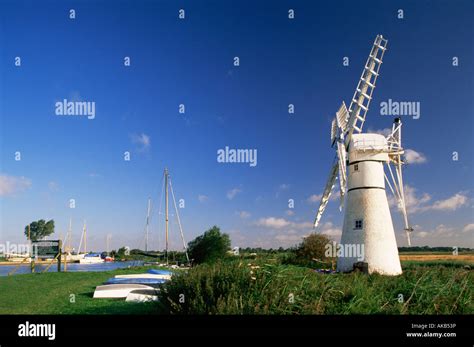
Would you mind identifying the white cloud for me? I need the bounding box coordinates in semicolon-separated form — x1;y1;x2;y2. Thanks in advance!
272;221;342;247
462;223;474;233
292;221;314;229
226;187;241;200
0;175;32;196
237;210;251;219
285;210;295;216
130;133;151;151
420;224;456;238
389;186;467;214
390;185;431;213
197;195;208;203
413;224;455;238
417;231;430;238
428;193;468;211
405;186;432;209
407;223;473;247
256;217;290;229
318;221;342;238
404;149;427;164
307;194;322;203
307;190;339;204
431;224;455;237
255;217;312;230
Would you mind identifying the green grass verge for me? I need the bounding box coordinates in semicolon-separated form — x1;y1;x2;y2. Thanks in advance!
0;266;166;314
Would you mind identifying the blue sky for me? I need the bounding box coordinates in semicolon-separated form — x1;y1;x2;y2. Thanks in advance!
1;0;473;251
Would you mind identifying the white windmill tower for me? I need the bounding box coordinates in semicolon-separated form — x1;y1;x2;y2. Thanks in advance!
313;35;413;276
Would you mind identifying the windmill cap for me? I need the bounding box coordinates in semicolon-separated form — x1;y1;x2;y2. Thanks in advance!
349;134;389;162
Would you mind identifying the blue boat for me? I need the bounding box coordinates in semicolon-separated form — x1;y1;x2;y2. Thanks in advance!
105;277;168;285
147;269;173;276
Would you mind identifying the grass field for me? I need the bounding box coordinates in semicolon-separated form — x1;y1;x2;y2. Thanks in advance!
157;259;473;315
0;257;472;315
0;266;159;314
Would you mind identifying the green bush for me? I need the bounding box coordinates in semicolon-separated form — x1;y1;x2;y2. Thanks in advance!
188;226;231;264
281;234;334;269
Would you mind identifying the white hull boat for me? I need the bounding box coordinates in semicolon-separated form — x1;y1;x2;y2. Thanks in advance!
62;253;85;262
6;256;32;262
93;284;156;299
79;253;104;264
126;289;159;302
79;257;104;264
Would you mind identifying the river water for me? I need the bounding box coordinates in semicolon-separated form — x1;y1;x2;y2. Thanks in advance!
0;261;144;276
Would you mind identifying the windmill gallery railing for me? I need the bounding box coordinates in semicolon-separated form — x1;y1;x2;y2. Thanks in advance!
352;138;388;152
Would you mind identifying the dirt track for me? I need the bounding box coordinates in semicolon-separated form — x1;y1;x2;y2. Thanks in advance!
399;254;474;262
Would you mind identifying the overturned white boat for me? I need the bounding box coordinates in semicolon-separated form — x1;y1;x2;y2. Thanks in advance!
126;289;159;302
93;284;157;299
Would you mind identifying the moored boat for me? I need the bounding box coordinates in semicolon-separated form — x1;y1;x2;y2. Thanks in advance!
5;254;31;262
79;253;104;264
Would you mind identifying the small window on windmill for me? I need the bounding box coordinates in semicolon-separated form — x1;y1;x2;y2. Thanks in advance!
354;164;359;172
354;219;363;230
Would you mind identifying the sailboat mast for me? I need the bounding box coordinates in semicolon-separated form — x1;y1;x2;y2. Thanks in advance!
169;177;190;263
65;218;72;256
65;219;72;272
145;197;151;252
106;234;111;254
83;220;87;254
165;168;169;264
